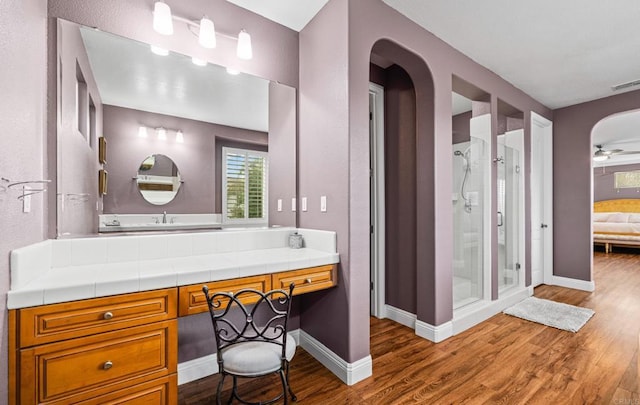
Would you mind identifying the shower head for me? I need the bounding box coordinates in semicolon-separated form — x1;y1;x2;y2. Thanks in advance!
454;150;464;156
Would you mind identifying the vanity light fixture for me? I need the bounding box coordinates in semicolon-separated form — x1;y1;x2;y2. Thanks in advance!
237;29;252;60
156;127;167;140
198;16;216;49
151;3;252;60
153;1;174;36
138;126;148;138
175;130;184;143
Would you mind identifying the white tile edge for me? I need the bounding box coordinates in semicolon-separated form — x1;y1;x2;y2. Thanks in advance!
177;329;302;386
298;329;372;386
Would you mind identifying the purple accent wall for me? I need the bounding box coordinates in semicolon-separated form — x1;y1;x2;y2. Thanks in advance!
383;65;417;314
554;91;640;281
299;0;552;364
594;163;640;202
103;105;266;214
0;0;47;399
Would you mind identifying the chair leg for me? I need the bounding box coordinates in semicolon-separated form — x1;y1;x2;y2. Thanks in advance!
229;376;238;404
279;369;289;405
285;361;297;401
216;373;226;405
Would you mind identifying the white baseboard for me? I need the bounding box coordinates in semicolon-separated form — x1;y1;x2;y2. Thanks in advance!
451;287;530;335
415;320;453;343
178;354;218;385
178;328;303;386
549;275;595;292
298;330;372;385
384;305;416;329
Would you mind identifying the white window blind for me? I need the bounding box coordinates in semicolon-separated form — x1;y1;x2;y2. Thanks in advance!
222;147;268;223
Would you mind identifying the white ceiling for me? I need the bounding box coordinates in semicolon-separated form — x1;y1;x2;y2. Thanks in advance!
592;110;640;167
226;0;330;31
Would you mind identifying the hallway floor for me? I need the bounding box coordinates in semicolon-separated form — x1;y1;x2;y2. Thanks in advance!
179;250;640;404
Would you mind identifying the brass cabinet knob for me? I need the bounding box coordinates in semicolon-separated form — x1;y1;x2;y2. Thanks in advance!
305;278;312;284
103;361;113;370
103;312;114;320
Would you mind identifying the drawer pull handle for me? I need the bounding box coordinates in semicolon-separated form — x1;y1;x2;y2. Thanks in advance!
103;361;113;370
305;278;312;284
103;312;114;320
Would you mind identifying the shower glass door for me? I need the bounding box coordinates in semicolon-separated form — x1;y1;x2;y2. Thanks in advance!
497;138;521;294
452;134;489;308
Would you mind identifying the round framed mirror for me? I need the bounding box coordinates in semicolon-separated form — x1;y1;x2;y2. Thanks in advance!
135;154;182;205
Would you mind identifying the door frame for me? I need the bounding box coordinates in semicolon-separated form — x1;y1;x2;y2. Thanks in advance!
369;82;385;318
530;112;554;286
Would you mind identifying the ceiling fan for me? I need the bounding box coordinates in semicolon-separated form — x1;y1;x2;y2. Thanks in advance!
593;144;640;161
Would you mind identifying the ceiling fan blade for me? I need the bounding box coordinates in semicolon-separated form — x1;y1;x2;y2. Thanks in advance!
613;150;640;155
605;149;624;155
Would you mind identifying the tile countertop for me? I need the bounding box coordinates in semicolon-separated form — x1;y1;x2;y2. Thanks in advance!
8;228;339;309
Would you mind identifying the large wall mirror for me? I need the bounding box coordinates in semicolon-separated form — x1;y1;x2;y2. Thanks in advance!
55;19;297;237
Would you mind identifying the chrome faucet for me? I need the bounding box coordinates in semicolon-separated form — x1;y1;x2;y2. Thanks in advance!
162;211;167;223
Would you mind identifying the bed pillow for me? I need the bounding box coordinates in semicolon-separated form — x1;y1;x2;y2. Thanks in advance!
593;213;611;222
629;214;640;223
608;212;630;223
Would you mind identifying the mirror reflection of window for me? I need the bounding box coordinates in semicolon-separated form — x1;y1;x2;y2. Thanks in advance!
136;154;182;205
222;147;268;223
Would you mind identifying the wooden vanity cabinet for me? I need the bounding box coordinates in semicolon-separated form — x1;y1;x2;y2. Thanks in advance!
9;289;178;405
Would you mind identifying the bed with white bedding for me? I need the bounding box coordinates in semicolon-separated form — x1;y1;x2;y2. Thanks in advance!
593;199;640;253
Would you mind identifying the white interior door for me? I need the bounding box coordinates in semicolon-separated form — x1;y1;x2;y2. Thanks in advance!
531;112;553;286
369;83;385;317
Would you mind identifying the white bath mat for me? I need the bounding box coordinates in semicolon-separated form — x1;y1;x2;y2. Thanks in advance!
503;297;594;332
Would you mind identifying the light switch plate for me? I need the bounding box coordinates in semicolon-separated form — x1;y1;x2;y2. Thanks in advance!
301;197;307;212
277;199;282;212
291;197;297;212
320;196;327;212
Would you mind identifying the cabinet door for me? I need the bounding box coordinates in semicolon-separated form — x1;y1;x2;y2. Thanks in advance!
19;288;177;347
179;275;271;316
19;320;177;404
66;374;177;405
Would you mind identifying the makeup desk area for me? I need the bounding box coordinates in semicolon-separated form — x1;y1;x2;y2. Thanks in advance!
7;227;339;404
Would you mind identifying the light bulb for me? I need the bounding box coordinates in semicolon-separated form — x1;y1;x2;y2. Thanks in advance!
237;29;253;60
157;127;167;140
153;1;173;36
176;130;184;143
198;16;216;49
138;126;148;138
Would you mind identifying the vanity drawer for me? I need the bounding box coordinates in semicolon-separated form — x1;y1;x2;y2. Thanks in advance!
18;288;177;348
19;320;177;404
272;264;337;295
67;374;177;405
179;275;272;316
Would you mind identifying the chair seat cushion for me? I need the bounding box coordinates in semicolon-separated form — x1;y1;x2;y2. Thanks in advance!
221;332;296;377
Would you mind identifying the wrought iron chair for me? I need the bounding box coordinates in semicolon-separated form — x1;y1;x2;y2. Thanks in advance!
202;283;297;404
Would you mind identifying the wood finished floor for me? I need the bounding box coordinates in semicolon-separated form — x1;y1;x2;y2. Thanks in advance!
179;250;640;404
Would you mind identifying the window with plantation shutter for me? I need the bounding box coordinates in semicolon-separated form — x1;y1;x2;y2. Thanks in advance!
222;147;268;224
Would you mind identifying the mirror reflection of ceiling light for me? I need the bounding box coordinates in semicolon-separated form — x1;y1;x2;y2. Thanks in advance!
152;2;252;60
150;45;169;56
176;130;184;143
156;127;167;140
138;126;148;138
226;67;240;75
191;57;207;66
593;155;609;162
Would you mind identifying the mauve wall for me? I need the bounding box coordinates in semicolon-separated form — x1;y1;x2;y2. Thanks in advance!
102;105;266;214
299;0;552;363
453;111;472;144
554;90;640;281
57;20;103;237
594;163;640;201
383;65;418;313
0;0;47;399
